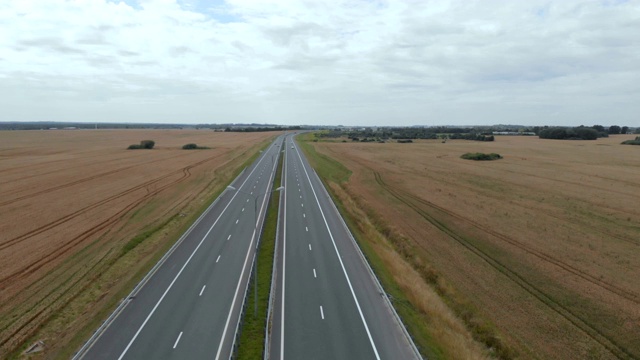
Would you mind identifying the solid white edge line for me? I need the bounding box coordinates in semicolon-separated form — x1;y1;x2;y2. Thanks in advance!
199;285;206;296
173;332;183;349
280;141;288;360
116;142;270;360
293;142;382;360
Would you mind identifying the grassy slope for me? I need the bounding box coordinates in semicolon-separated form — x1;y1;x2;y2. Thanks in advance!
11;137;275;359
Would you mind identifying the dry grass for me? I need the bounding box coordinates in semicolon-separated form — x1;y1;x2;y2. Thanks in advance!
309;134;640;359
0;129;277;358
327;181;489;359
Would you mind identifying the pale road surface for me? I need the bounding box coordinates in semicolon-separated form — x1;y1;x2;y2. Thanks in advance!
268;134;421;360
75;135;285;360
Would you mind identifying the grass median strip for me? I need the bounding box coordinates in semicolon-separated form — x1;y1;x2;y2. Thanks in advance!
236;150;283;360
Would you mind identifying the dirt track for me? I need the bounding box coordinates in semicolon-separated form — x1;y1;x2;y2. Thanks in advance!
313;135;640;359
0;129;275;356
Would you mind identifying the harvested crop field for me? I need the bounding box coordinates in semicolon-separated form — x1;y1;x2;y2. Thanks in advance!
309;135;640;359
0;129;276;358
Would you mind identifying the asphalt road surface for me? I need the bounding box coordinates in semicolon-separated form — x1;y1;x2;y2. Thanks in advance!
269;134;421;360
76;135;285;360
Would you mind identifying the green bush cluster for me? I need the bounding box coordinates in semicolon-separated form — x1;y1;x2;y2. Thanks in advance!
460;152;503;161
127;140;155;149
538;127;601;140
182;143;209;150
621;136;640;145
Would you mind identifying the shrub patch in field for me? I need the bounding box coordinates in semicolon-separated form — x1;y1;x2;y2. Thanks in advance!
460;152;502;161
182;143;210;150
127;140;155;149
621;136;640;145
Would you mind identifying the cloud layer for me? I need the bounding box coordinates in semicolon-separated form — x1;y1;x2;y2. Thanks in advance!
1;0;639;126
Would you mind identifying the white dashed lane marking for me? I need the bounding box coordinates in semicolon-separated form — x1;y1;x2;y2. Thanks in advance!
173;332;183;349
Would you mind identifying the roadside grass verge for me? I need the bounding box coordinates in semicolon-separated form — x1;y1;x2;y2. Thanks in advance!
15;137;276;360
297;132;351;183
236;151;283;359
296;133;490;360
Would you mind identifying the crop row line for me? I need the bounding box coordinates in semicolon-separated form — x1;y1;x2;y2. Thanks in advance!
373;171;634;360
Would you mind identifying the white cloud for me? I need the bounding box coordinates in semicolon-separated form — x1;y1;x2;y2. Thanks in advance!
0;0;638;126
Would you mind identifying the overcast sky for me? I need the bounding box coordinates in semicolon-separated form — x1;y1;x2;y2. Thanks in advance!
1;0;639;126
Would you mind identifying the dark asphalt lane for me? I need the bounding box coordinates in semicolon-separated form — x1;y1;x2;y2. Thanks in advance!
76;135;285;360
269;134;421;360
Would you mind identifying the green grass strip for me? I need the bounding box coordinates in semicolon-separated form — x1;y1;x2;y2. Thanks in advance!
236;150;284;359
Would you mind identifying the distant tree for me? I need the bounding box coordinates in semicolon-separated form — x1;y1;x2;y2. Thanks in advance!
621;126;629;134
608;125;621;134
141;140;155;149
635;128;640;134
574;127;598;140
127;140;155;150
592;125;605;132
539;128;568;139
539;127;599;140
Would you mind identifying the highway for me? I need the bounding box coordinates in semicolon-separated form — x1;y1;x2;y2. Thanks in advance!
75;135;285;360
269;134;421;359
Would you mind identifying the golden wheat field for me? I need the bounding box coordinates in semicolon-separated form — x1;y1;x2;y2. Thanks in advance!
0;129;276;358
311;134;640;359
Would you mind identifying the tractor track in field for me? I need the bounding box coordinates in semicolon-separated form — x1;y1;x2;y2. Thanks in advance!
415;160;640;247
0;151;171;187
0;246;115;354
0;152;191;205
373;170;636;360
0;153;224;292
0;153;200;251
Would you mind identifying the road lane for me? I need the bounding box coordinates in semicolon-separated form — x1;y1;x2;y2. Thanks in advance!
269;134;421;360
76;135;285;360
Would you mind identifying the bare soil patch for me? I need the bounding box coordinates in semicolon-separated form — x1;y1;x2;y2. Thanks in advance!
312;135;640;359
0;129;275;358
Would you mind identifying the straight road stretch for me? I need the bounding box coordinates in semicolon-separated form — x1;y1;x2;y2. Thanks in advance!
75;135;285;360
269;134;421;360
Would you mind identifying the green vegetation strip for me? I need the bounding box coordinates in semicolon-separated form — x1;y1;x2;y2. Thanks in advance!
236;151;284;359
296;132;437;359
